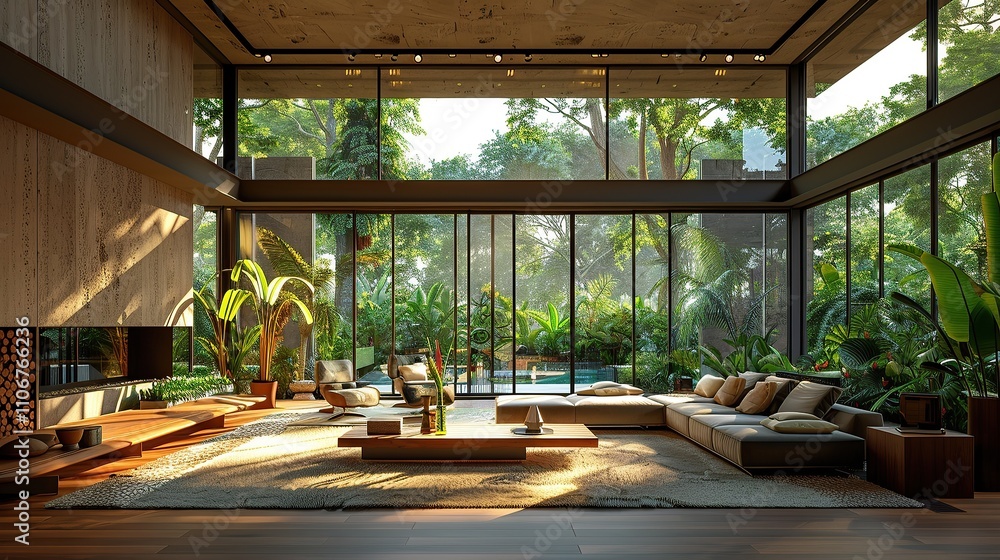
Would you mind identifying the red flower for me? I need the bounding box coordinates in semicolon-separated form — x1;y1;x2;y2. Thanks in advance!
843;371;851;378
942;407;947;416
871;362;879;370
882;378;889;387
863;331;870;339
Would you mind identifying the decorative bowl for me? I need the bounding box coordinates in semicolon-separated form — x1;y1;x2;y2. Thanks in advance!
55;427;85;451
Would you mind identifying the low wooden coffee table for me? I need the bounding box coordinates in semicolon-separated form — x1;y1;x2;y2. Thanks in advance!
337;423;597;461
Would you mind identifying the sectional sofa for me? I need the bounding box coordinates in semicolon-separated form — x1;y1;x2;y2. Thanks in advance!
495;375;882;471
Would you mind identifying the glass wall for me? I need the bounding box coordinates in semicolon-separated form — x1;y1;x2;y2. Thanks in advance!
380;67;606;180
610;68;788;180
234;211;789;395
192;207;218;368
883;166;932;308
849;184;880;314
806;0;927;167
938;141;993;275
938;0;1000;102
238;69;378;179
805;197;847;354
192;44;222;160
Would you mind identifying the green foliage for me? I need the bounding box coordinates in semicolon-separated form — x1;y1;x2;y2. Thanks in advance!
525;303;571;357
140;371;232;405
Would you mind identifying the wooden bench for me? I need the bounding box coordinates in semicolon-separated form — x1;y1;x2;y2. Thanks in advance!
0;394;265;492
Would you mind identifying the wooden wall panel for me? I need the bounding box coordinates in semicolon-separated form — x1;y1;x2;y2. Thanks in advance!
36;0;193;146
36;133;193;328
0;0;37;59
0;115;37;324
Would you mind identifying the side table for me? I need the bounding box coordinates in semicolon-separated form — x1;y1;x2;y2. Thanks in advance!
866;426;974;499
288;380;318;400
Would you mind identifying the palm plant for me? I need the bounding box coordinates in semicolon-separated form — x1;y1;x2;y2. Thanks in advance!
401;282;457;360
192;279;253;381
231;259;314;381
256;227;337;378
526;302;571;356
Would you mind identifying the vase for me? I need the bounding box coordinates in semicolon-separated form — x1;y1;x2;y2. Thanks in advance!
968;396;1000;492
435;383;447;435
250;380;278;409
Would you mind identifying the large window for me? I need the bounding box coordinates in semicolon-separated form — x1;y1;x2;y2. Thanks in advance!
805;197;848;354
883;166;932;307
192;45;222;160
235;211;789;394
849;184;880;314
939;0;1000;102
238;69;378;179
807;0;927;167
938;141;994;275
611;68;787;180
380;68;606;180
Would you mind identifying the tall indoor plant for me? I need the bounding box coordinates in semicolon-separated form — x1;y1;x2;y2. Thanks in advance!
887;152;1000;491
192;279;254;383
232;259;314;408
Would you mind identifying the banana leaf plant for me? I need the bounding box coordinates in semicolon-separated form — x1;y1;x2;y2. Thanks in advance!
231;259;314;382
192;279;253;381
886;152;1000;398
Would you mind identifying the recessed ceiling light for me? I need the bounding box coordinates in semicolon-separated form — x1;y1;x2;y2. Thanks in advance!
263;54;272;63
456;82;462;86
725;53;734;63
347;53;355;62
449;53;457;58
524;53;532;62
254;53;262;58
390;54;398;61
699;54;708;62
494;53;503;63
374;54;382;59
414;54;422;63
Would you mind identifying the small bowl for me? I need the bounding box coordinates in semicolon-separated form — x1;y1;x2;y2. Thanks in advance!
30;433;58;449
55;427;84;451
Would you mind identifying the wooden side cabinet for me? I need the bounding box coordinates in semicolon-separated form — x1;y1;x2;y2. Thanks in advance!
866;426;974;499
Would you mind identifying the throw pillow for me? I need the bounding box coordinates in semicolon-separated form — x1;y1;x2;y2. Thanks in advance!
764;376;799;414
768;411;822;421
713;376;747;406
776;381;844;417
398;363;428;382
737;371;770;401
693;375;726;398
735;381;778;414
760;417;839;434
577;381;644;396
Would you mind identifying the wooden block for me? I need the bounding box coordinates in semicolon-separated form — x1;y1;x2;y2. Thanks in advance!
366;417;402;435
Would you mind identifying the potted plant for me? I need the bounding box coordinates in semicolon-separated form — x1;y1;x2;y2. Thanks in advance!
192;278;253;382
139;381;170;409
231;259;314;408
887;152;1000;491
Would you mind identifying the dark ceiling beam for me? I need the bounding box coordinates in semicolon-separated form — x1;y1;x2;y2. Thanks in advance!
793;0;880;64
237;179;788;211
0;42;240;205
787;73;1000;207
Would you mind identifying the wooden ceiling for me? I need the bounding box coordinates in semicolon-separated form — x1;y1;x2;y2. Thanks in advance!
181;0;932;98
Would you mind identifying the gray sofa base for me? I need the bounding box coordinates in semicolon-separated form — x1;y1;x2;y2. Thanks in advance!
494;393;880;471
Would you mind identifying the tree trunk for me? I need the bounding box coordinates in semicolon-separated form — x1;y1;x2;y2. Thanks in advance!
658;136;680;180
585;99;630;180
641;215;671;312
638;112;648;180
334;232;353;320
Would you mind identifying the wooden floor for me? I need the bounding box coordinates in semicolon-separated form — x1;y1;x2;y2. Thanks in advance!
2;400;998;559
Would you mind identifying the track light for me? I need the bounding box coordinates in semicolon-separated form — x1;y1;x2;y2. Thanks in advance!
755;54;766;62
254;53;262;58
263;54;272;63
699;54;708;62
524;53;532;62
494;53;503;63
390;53;398;61
725;53;734;63
413;53;422;63
448;53;457;58
347;53;355;62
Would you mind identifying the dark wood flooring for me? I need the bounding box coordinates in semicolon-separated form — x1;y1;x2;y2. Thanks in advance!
1;400;998;559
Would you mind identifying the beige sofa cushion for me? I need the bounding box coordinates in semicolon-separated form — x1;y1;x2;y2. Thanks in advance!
713;376;747;406
693;375;726;398
736;381;778;414
737;372;770;400
764;376;799;414
398;363;428;381
761;417;839;434
576;381;644;396
776;381;843;417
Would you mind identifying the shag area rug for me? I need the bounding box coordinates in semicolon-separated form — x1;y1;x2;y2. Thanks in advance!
47;413;923;510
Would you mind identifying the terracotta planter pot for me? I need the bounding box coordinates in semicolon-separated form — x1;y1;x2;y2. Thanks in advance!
250;380;278;409
968;396;1000;492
